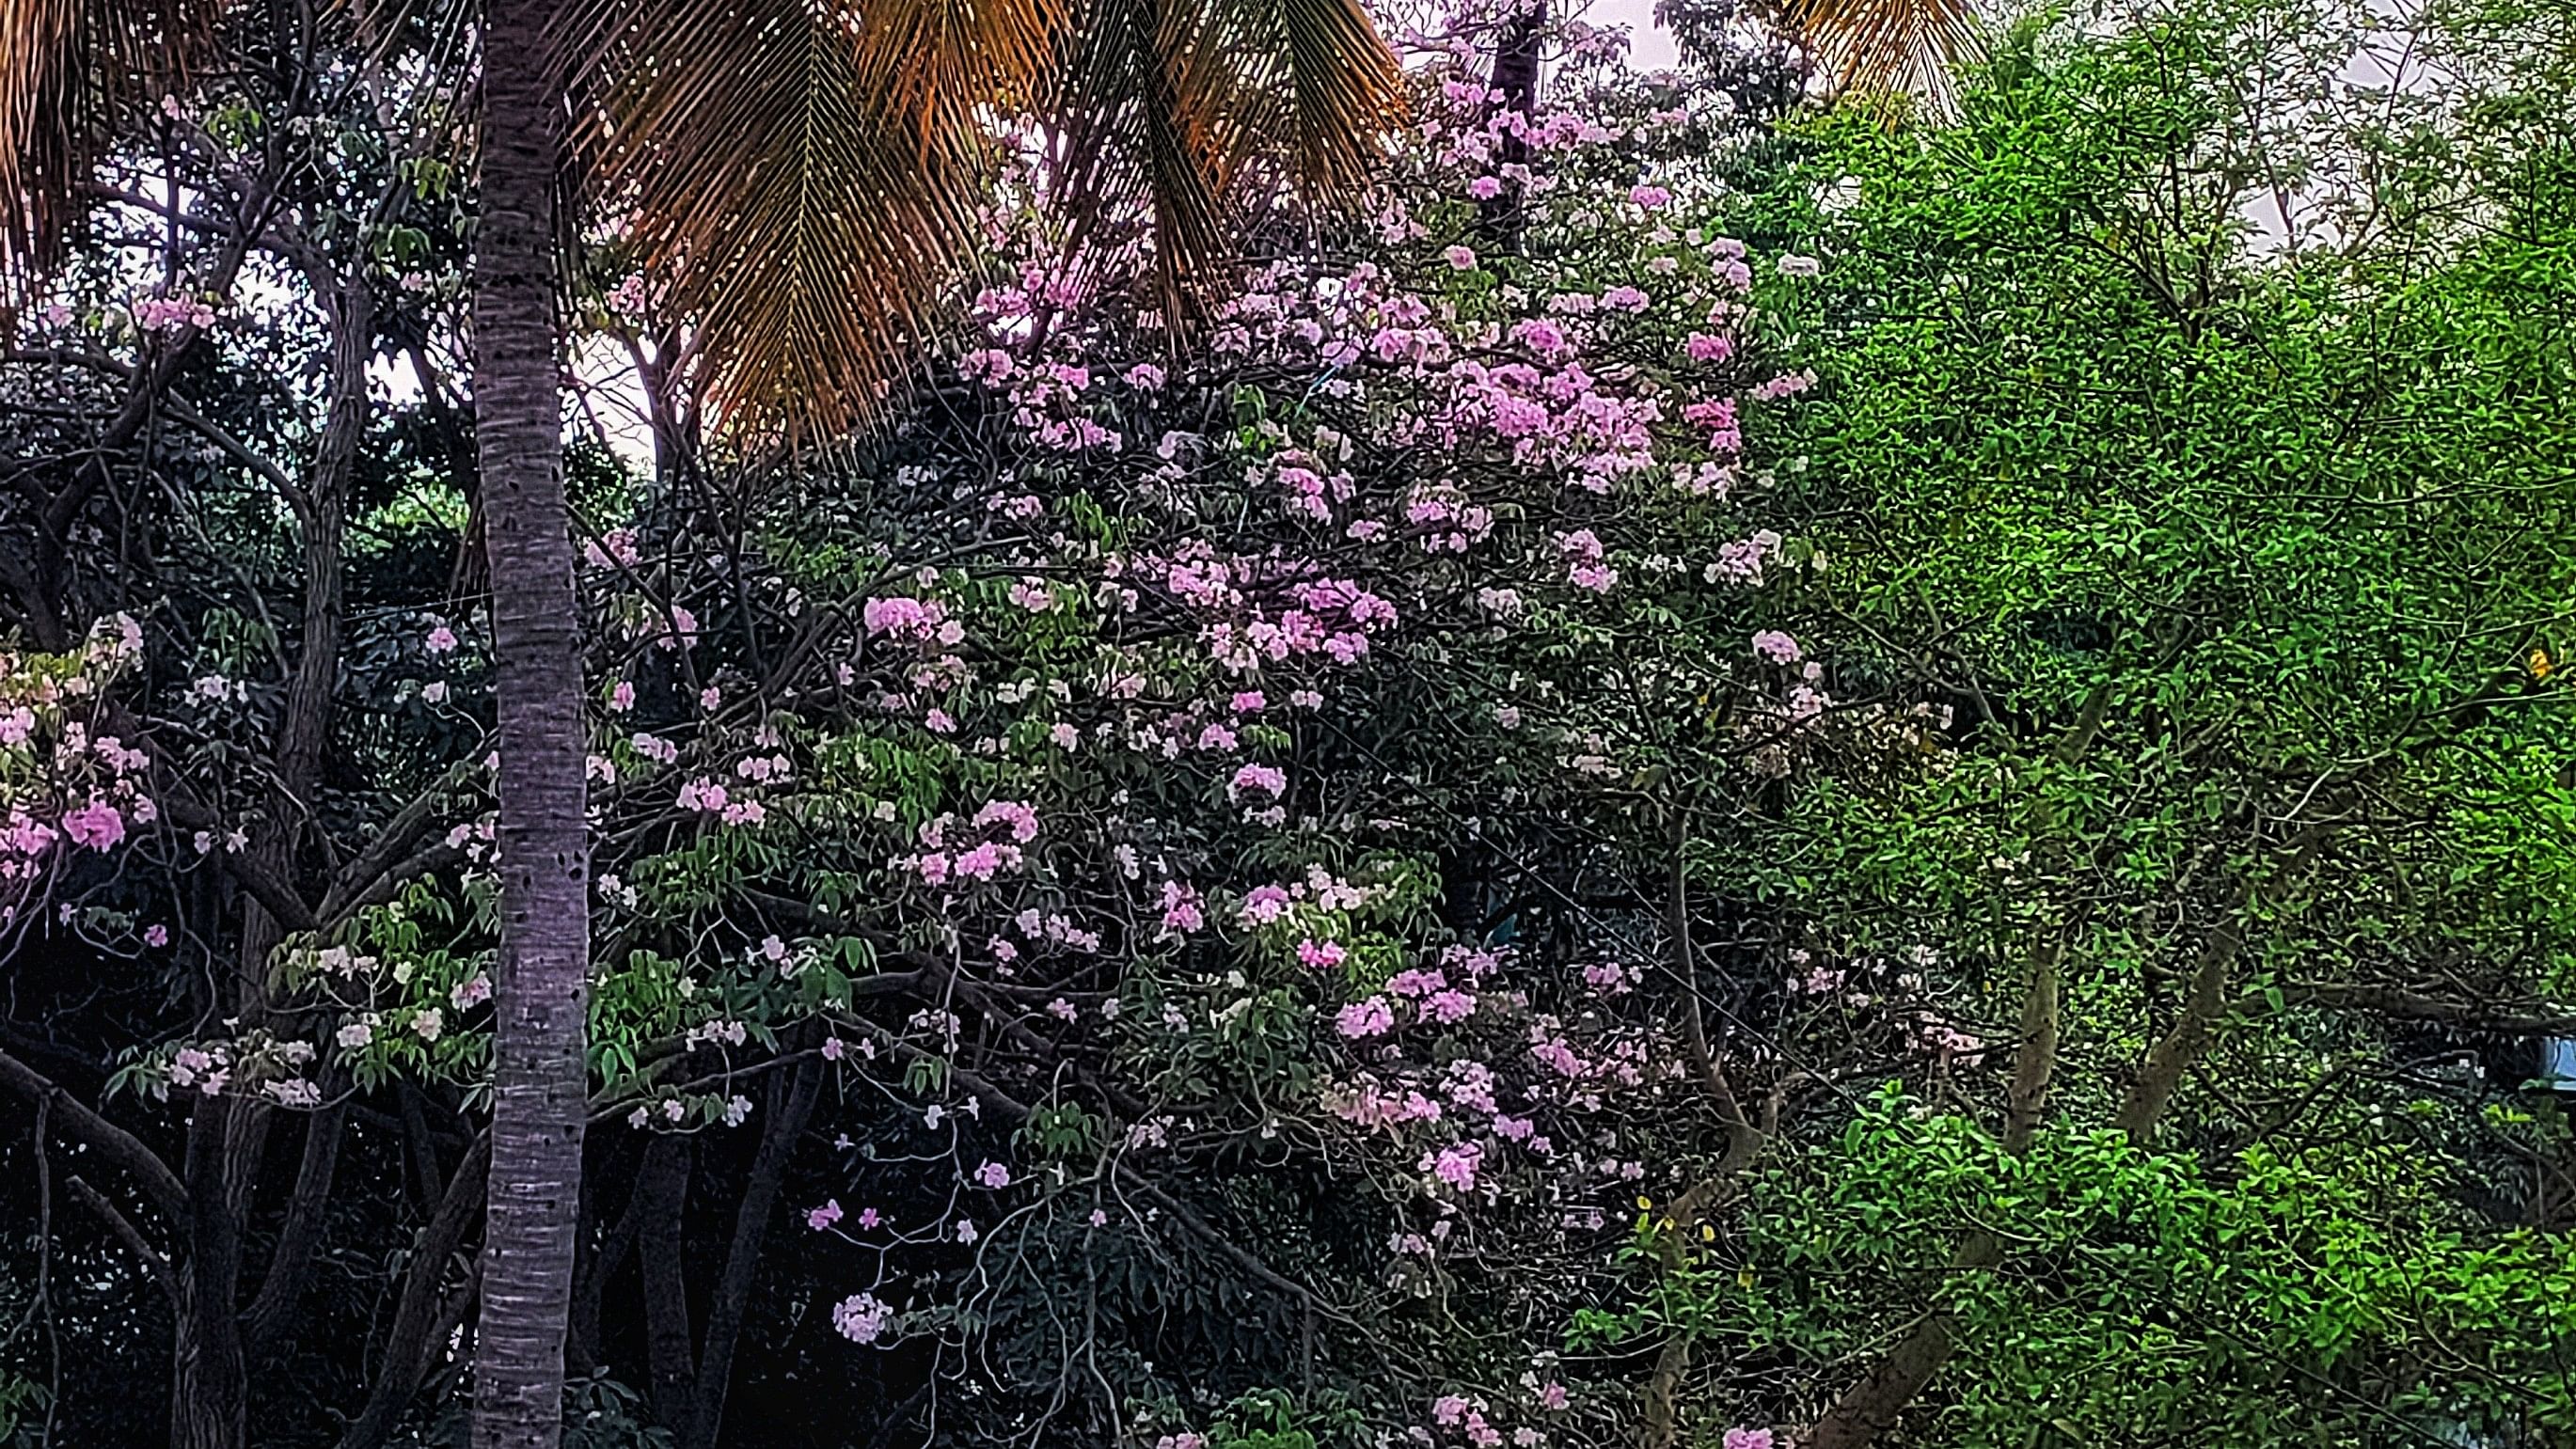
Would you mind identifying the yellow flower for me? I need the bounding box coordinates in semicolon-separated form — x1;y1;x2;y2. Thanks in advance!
2532;648;2554;680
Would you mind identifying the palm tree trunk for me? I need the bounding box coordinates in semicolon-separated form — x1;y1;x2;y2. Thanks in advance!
471;6;592;1448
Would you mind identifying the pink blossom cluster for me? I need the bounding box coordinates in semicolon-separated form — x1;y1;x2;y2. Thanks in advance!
132;292;216;332
863;595;964;649
908;801;1039;887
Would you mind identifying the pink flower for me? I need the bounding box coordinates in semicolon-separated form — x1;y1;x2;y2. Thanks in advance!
807;1199;845;1231
1434;1395;1471;1427
1124;362;1166;390
831;1292;893;1344
959;347;1014;385
972;800;1041;843
424;624;458;654
609;680;636;712
1424;988;1478;1024
1467;175;1503;199
1335;997;1396;1038
1240;884;1293;926
1723;1430;1775;1449
1296;938;1347;970
1751;630;1802;665
144;923;168;947
1629;183;1672;209
1229;763;1287;800
1160;881;1206;934
1684;331;1734;362
1444;244;1478;271
1509;318;1570;358
1540;1382;1569;1411
61;800;125;851
1600;284;1650;312
973;1160;1011;1189
1425;1141;1483;1189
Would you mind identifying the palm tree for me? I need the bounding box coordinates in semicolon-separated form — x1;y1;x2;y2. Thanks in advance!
466;8;593;1449
1;3;1401;1447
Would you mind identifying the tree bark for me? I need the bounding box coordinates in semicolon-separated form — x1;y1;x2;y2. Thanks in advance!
567;1142;648;1377
682;1063;822;1449
638;1138;697;1432
471;7;592;1449
1643;820;1782;1448
172;1099;248;1449
2112;890;2252;1142
1477;0;1544;250
243;1102;347;1360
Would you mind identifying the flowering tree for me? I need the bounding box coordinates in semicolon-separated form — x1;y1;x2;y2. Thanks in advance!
7;0;2576;1446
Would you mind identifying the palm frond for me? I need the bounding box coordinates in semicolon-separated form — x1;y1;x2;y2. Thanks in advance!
1214;0;1406;198
565;0;992;437
0;0;229;299
1783;0;1981;109
851;0;1061;145
1046;0;1403;325
1049;0;1235;321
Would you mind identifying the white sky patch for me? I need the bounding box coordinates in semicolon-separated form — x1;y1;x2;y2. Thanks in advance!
1589;0;1682;70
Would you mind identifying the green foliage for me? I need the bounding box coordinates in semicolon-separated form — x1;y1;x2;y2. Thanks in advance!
1602;0;2576;1439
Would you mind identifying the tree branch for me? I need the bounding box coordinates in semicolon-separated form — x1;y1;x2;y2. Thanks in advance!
0;1047;186;1219
67;1174;182;1309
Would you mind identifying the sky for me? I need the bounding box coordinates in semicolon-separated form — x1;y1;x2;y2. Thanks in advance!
1591;0;1683;70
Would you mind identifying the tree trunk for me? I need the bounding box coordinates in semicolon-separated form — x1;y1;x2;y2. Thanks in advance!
1478;0;1544;250
638;1138;697;1432
471;7;592;1449
171;1274;246;1449
336;1142;490;1449
172;1100;248;1449
683;1063;822;1449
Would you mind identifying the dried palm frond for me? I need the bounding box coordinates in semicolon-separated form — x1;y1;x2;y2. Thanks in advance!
1048;0;1235;322
1047;0;1403;328
0;0;229;299
851;0;1062;145
566;0;996;437
1781;0;1981;110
